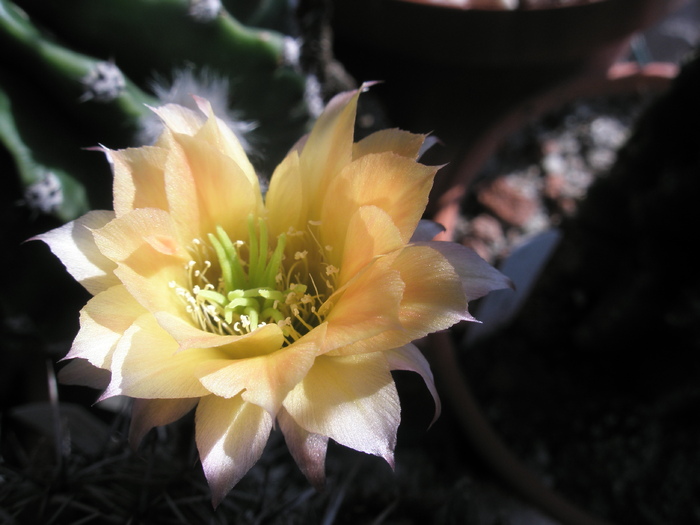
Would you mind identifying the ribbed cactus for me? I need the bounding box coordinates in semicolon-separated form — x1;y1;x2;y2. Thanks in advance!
222;0;300;34
1;0;314;220
0;72;92;222
0;0;156;140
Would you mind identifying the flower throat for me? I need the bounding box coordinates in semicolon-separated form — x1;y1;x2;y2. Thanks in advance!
170;217;330;344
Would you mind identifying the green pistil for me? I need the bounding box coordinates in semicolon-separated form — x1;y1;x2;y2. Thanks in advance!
173;219;329;342
201;220;293;333
209;220;286;293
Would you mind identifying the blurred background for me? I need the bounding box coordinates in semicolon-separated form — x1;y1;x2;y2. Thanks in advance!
2;0;700;523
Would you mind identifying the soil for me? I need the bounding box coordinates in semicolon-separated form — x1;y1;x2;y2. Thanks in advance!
457;92;654;266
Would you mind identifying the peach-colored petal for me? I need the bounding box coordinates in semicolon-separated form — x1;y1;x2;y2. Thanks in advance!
299;87;362;220
33;210;118;295
329;241;510;359
171;131;262;240
159;132;201;244
320;152;437;257
385;344;441;426
103;314;223;399
278;406;328;490
322;256;404;353
150;102;205;136
327;244;472;357
110;145;169;218
58;358;110;389
422;241;514;301
338;205;404;284
352;128;426;160
129;397;199;448
92;207;188;261
196;324;326;416
196;394;273;507
91;208;188;316
392;243;474;332
264;150;306;239
66;285;146;368
155;312;285;356
193;96;259;192
287;132;308;156
282;352;399;466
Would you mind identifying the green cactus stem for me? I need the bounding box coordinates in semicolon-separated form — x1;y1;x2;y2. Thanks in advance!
0;69;116;220
13;0;312;171
0;0;157;148
222;0;299;34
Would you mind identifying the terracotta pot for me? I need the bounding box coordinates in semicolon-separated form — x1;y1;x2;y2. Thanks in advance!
428;61;678;240
332;0;685;69
332;0;687;181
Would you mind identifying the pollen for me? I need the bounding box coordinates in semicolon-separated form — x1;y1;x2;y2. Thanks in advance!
170;217;339;344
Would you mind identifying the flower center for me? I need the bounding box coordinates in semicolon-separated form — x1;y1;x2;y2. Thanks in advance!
170;217;337;344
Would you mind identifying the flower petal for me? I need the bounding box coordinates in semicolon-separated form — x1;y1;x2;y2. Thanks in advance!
323;255;404;353
150;102;205;136
327;244;472;357
338;205;404;284
129;397;199;448
66;285;146;368
196;395;273;507
278;406;328;490
385;344;441;426
159;132;201;243
299;87;362;220
421;241;513;301
352;128;426;160
110;145;169;218
196;324;326;416
193;96;259;193
33;210;118;295
393;243;474;332
171;131;262;241
282;352;399;466
155;312;285;356
264;150;306;239
103;313;223;399
321;152;437;259
91;208;188;316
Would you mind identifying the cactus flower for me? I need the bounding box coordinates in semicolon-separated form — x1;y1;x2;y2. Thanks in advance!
36;85;510;505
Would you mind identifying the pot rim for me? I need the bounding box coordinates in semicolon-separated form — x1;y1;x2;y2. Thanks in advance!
429;61;678;239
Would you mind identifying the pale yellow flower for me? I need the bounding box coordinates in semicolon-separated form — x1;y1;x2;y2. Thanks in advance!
37;86;510;505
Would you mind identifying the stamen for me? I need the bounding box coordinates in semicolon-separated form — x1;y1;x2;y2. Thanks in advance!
171;219;339;344
264;234;286;288
247;216;260;285
208;233;234;292
197;289;227;306
255;219;268;284
216;226;247;288
246;307;259;330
